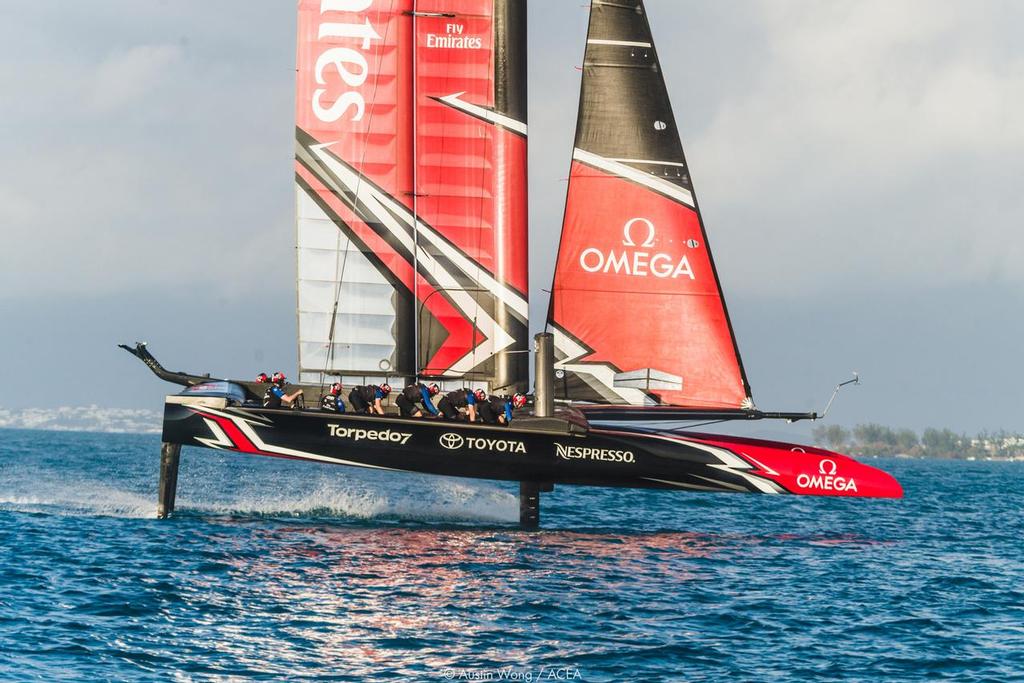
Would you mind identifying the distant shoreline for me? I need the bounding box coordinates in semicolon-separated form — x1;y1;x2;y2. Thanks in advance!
0;406;161;436
0;425;161;436
813;423;1024;462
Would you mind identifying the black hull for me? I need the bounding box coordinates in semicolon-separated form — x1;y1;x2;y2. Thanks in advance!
167;403;714;491
163;401;902;498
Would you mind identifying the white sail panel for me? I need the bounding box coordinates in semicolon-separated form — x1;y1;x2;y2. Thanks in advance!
296;188;397;382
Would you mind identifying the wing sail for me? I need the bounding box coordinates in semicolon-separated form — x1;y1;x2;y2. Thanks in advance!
295;1;528;391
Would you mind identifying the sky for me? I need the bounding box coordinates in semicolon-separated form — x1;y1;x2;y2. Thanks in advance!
1;0;1022;434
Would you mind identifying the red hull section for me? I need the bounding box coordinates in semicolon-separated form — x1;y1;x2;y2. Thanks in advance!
681;432;904;499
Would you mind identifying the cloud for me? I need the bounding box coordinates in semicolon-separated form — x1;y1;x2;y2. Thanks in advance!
86;44;183;114
0;6;294;301
0;185;32;227
4;0;1023;303
684;0;1024;295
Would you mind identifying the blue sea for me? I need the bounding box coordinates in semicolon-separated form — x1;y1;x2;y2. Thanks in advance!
0;428;1021;682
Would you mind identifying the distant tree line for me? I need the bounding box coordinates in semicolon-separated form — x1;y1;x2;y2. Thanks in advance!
810;423;1024;459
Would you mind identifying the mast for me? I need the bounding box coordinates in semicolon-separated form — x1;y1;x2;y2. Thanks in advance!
491;0;528;392
545;0;752;409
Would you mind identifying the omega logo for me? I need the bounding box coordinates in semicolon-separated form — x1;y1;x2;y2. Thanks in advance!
622;218;656;248
579;218;696;280
795;457;857;492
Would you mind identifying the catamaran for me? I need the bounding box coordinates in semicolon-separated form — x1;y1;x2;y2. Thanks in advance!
124;0;902;527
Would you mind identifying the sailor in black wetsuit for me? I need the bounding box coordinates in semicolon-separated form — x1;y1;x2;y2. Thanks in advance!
436;388;485;421
320;383;345;413
348;383;391;415
263;372;302;409
478;393;527;426
396;382;440;418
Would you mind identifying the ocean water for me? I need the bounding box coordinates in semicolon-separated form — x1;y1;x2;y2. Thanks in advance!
0;429;1021;682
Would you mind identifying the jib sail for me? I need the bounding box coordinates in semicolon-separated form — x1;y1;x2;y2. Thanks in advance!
295;0;528;391
546;0;752;409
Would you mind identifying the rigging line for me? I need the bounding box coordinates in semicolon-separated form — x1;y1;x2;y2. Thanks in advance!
320;0;397;389
321;231;354;393
412;0;420;381
468;13;496;388
665;418;730;431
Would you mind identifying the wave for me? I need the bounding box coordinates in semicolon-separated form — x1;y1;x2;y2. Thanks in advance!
0;484;156;518
179;478;519;524
0;477;518;525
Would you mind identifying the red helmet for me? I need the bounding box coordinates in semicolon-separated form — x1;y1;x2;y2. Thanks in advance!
512;393;527;409
330;382;342;395
474;388;486;402
271;372;286;385
428;383;440;396
380;383;392;395
256;373;269;383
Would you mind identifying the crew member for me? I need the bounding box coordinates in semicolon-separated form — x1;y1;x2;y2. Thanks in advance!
256;372;270;384
437;388;485;421
263;372;302;409
479;393;527;426
396;382;440;418
348;383;391;415
320;383;345;413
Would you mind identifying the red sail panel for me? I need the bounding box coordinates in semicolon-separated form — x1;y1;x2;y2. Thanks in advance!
547;0;751;408
294;1;528;390
412;1;529;389
551;161;748;408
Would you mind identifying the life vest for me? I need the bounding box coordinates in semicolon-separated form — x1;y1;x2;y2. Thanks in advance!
263;384;284;409
354;385;379;402
487;396;510;413
401;383;427;403
444;388;471;408
321;394;339;411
